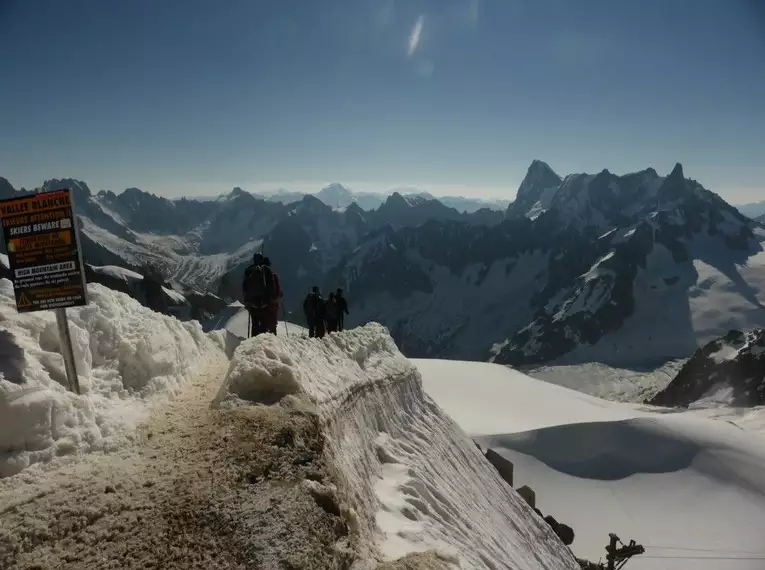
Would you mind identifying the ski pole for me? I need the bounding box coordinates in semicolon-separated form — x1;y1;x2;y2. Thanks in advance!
280;301;289;336
247;309;251;339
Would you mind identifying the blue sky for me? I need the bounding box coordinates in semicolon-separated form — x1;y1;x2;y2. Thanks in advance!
1;0;764;203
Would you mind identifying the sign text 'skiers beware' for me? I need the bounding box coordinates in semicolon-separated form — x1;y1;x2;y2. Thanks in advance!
0;189;88;313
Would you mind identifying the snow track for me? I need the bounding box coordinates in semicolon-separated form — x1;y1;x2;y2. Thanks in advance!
0;357;357;570
215;324;579;570
0;279;221;477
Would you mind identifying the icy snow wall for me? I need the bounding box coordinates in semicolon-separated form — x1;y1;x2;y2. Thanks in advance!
0;279;223;477
214;323;579;570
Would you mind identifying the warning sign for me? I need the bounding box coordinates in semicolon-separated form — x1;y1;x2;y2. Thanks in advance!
0;189;88;313
17;292;32;309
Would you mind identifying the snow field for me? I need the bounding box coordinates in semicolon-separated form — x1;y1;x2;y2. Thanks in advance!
416;359;765;570
214;323;579;570
0;278;224;477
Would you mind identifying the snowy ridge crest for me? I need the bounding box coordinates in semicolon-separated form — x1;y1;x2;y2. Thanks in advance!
214;324;578;570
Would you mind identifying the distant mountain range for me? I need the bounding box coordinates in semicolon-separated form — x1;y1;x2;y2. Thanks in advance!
2;161;763;370
0;176;502;302
187;183;511;214
736;201;765;220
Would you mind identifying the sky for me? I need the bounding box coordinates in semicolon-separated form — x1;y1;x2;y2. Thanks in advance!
1;0;764;204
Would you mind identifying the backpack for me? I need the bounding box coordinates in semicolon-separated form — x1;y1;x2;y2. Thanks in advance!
243;263;275;307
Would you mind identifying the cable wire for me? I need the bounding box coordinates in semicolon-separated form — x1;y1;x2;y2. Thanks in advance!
644;544;765;555
642;554;765;561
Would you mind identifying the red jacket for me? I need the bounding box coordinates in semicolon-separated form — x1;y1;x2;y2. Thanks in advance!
272;272;282;300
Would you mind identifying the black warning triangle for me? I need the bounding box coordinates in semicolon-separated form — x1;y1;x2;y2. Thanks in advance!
17;292;33;309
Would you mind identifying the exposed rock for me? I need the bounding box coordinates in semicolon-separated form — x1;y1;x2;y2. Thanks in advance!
517;485;536;509
649;329;765;407
485;449;514;486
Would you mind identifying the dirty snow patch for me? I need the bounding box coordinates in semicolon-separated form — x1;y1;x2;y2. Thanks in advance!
0;279;223;477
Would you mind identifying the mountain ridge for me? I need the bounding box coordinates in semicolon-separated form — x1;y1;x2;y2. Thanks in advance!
328;163;765;366
2;162;763;369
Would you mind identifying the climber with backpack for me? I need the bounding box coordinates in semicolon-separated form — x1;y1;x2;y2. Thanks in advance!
263;256;282;335
242;252;277;338
303;286;326;338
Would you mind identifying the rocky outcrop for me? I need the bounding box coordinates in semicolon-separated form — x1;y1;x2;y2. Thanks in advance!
480;445;575;547
648;329;765;407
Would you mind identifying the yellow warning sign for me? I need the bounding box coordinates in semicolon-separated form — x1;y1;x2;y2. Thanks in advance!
17;292;33;309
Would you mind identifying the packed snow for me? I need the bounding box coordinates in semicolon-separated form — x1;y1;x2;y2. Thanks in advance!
417;359;765;569
204;301;307;339
0;253;8;269
0;279;223;477
89;264;144;283
161;285;188;305
213;324;579;570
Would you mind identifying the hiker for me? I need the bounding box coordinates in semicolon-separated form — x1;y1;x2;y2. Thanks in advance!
242;252;277;338
303;286;326;338
263;257;282;335
335;288;349;331
326;292;339;333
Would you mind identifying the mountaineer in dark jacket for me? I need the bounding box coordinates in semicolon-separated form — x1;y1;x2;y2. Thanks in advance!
263;257;282;335
303;286;327;338
242;252;276;338
335;288;349;331
326;292;339;333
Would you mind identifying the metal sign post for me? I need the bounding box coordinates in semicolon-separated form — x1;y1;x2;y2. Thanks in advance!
55;308;81;394
0;188;88;394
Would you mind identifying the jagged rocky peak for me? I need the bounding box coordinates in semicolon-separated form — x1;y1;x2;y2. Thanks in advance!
116;187;176;211
518;160;562;196
223;186;259;204
292;193;332;215
345;201;364;215
669;162;684;179
43;178;92;201
343;201;367;223
0;176;15;196
385;191;409;206
508;160;563;218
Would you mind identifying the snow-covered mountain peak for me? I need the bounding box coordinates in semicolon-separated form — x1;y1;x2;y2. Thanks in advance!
315;182;354;209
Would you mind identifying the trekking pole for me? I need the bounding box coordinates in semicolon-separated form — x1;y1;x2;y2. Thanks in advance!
280;301;289;336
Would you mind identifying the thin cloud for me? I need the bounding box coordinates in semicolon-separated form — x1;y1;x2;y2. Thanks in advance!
407;15;424;57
